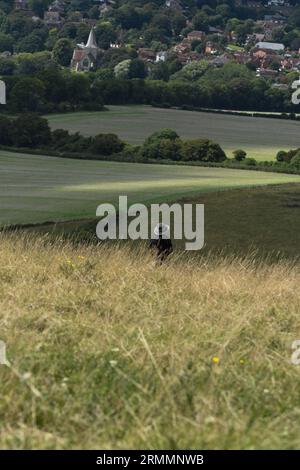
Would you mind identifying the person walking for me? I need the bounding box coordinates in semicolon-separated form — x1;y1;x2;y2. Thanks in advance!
149;223;173;263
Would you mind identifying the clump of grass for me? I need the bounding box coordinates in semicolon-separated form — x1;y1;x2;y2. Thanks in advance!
0;232;299;449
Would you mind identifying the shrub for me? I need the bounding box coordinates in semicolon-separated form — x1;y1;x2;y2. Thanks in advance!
205;142;227;162
233;149;247;161
140;137;183;160
144;129;180;146
13;114;52;147
89;134;125;156
285;148;300;163
290;153;300;169
244;158;257;166
181;139;226;163
0;116;13;145
276;150;287;162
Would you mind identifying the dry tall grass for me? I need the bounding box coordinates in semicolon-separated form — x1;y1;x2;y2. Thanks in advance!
0;233;300;449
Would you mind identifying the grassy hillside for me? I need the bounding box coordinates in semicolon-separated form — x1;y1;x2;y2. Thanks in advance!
1;150;300;226
46;106;300;161
0;233;300;449
34;184;300;260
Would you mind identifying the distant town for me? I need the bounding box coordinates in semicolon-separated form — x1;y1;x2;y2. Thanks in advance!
2;1;298;83
0;0;300;114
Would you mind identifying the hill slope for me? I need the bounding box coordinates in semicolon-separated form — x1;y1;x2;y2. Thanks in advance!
47;106;300;161
1;150;300;226
0;234;300;449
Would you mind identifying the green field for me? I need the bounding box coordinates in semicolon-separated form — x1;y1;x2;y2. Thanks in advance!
1;150;300;226
37;184;299;260
46;105;300;161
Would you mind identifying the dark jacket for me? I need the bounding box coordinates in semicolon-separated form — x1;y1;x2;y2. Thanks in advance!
149;237;173;261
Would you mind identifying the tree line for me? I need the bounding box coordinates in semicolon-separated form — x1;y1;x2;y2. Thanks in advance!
0;114;226;163
1;64;298;114
0;113;299;173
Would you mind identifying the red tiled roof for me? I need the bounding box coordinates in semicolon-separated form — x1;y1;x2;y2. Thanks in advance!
72;49;86;61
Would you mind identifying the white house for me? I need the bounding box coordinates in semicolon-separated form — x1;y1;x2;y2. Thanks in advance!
267;0;286;6
156;51;168;62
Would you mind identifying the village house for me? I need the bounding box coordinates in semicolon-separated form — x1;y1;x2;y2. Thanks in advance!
99;0;115;17
247;1;263;9
48;0;65;14
44;2;65;28
187;31;205;42
156;51;168;62
176;51;202;65
256;68;278;79
246;33;265;46
267;0;286;6
205;42;218;55
14;0;28;9
232;52;250;65
251;48;283;70
71;28;99;72
210;55;230;68
264;13;287;23
255;41;285;53
281;57;300;72
138;48;156;63
208;26;223;35
44;11;62;27
255;20;284;42
174;41;191;55
165;0;183;12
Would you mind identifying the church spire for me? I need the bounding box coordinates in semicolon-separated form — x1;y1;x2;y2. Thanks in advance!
86;28;97;49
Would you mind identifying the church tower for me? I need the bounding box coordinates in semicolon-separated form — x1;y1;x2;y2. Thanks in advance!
85;28;98;60
71;28;99;72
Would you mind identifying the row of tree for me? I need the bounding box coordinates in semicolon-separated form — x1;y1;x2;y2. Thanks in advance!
1;63;298;114
1;114;299;172
0;114;226;163
277;148;300;169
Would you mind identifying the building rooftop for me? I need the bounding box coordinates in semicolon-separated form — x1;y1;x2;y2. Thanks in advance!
255;42;285;51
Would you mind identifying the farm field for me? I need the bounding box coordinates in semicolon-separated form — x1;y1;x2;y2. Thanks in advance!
46;105;300;161
1;150;300;226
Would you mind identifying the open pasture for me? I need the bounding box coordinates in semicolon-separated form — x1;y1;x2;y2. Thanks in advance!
1;150;299;226
46;105;300;161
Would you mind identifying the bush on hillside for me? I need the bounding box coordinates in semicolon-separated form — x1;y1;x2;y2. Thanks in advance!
0;116;13;145
13;114;52;147
181;139;226;162
144;129;180;146
244;157;257;166
233;149;247;161
141;130;227;163
0;114;51;148
290;153;300;169
276;150;287;162
89;133;125;156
